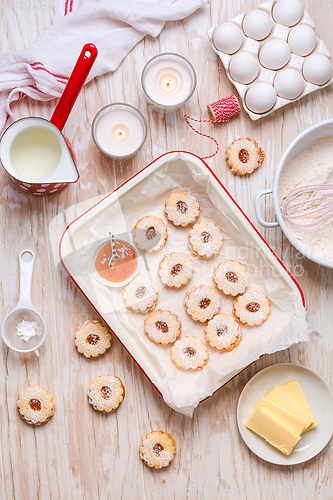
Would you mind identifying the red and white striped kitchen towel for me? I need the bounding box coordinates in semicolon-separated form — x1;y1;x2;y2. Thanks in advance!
0;0;209;134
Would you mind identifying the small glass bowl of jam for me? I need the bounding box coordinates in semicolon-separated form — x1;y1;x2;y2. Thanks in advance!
91;238;140;287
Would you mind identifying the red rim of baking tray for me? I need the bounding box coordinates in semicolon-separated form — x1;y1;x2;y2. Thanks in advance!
59;151;305;403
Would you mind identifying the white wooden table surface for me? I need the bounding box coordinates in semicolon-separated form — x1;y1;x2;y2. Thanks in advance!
1;1;333;499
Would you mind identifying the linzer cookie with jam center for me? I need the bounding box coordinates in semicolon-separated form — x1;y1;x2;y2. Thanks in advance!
88;374;125;412
164;190;200;226
144;309;181;344
233;290;270;326
139;431;176;469
123;275;158;313
205;313;242;351
171;336;209;370
133;215;168;252
75;319;111;358
184;284;221;322
226;138;264;175
213;260;249;296
158;252;194;288
17;386;56;425
188;220;223;258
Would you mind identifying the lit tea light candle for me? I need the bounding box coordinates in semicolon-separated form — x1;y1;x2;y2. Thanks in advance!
112;125;129;141
159;73;179;93
92;103;147;158
141;53;197;112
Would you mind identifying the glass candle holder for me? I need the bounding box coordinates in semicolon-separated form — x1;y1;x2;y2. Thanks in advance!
141;53;197;113
92;103;147;159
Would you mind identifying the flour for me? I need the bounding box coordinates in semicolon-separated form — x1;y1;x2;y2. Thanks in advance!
16;319;42;342
278;136;333;261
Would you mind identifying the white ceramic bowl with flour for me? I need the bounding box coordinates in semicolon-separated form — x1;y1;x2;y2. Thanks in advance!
254;118;333;268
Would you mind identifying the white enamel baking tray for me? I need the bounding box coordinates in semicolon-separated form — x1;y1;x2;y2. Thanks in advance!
59;151;304;400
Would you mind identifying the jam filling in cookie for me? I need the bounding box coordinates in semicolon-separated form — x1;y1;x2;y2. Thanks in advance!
17;386;56;425
158;252;194;288
205;313;242;351
75;319;111;358
233;290;270;326
144;309;181;344
133;215;168;252
226;138;265;175
213;260;250;296
184;285;221;322
88;374;125;412
123;275;158;313
171;336;209;370
188;221;223;258
164;190;200;226
139;431;176;469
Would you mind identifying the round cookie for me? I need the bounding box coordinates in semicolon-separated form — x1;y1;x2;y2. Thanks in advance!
205;313;242;351
158;252;194;288
226;138;265;175
233;290;270;326
188;220;223;258
171;336;209;370
88;374;125;412
75;319;111;358
213;260;249;296
164;190;200;226
17;386;56;425
139;431;176;469
184;285;221;322
144;309;181;344
123;275;158;313
133;215;168;252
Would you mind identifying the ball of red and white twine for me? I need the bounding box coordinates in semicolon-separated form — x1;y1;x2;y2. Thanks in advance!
184;95;241;159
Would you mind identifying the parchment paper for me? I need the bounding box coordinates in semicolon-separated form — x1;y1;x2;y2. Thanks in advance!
81;154;311;417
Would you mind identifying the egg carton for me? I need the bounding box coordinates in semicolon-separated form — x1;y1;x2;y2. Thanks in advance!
207;0;333;121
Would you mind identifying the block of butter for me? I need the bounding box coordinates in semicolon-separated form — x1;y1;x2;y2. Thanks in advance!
246;407;301;455
246;379;317;455
281;379;318;430
253;397;306;435
264;386;314;430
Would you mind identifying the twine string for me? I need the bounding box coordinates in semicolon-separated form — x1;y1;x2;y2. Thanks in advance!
184;115;220;159
184;95;241;160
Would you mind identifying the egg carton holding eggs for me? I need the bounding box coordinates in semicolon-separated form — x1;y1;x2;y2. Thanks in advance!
207;0;333;121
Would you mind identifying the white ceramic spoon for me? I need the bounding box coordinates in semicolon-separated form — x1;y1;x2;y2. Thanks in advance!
2;250;46;355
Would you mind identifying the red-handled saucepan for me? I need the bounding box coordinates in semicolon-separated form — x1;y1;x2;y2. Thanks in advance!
0;43;98;195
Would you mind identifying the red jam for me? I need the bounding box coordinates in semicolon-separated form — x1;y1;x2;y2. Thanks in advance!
95;240;137;284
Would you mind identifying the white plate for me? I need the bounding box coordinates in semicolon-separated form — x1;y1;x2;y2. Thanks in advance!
237;363;333;465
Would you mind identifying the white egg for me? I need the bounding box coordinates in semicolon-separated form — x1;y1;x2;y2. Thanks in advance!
213;22;243;55
259;39;291;70
274;68;305;99
229;51;259;84
302;54;332;85
245;82;277;114
272;0;304;27
288;24;317;56
242;10;272;41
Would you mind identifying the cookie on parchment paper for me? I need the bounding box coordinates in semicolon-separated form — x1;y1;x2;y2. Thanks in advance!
164;190;200;227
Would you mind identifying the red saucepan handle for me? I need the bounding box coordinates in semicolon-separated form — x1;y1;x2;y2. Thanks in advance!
50;43;98;131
